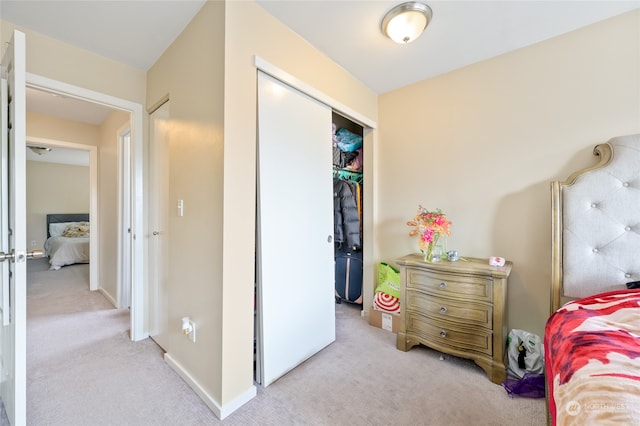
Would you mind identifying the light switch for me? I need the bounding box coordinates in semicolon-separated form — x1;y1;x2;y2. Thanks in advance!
177;199;184;217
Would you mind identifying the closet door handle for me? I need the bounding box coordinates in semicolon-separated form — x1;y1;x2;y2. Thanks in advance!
327;235;332;243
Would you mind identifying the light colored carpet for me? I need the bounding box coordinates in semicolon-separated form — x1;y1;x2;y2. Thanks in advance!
224;305;546;426
22;258;545;425
26;259;220;426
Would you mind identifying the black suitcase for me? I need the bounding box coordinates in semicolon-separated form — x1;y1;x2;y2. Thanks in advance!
335;246;363;304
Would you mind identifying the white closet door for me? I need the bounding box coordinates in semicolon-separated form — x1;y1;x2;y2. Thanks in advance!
256;71;335;386
148;101;170;348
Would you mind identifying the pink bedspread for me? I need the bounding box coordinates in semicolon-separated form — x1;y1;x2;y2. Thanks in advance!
545;290;640;425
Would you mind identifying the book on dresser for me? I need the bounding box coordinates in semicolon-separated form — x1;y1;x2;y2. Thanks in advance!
395;253;512;385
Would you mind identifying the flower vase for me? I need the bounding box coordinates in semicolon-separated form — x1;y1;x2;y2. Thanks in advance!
421;235;441;262
421;246;433;262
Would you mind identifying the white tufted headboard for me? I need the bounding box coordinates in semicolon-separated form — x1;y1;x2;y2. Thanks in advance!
551;134;640;312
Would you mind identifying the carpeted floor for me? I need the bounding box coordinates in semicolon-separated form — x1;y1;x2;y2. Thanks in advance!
26;258;221;426
21;258;545;425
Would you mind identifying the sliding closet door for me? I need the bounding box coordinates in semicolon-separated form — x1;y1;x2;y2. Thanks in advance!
256;71;335;386
148;101;170;348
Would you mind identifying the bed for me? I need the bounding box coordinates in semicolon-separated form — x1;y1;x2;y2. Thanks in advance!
546;134;640;425
44;213;90;270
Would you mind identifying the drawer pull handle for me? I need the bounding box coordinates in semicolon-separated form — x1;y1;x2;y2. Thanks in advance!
439;282;447;289
440;306;447;314
440;330;447;338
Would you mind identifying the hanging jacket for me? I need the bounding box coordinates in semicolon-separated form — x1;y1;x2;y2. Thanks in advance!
333;178;361;249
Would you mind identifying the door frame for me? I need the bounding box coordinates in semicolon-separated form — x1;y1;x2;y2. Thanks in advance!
26;137;98;290
117;124;132;309
25;73;147;341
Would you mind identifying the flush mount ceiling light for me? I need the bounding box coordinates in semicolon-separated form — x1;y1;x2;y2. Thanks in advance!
381;1;433;44
28;146;52;155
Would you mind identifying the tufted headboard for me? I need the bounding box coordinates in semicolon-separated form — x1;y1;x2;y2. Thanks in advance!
551;134;640;312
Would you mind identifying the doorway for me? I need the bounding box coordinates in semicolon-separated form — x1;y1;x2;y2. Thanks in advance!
24;74;146;340
25;137;98;288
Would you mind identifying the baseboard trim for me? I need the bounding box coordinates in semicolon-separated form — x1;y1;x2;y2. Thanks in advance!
164;353;256;420
98;287;117;307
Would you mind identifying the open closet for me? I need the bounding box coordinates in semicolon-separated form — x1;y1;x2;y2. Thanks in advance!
255;69;370;388
332;113;364;306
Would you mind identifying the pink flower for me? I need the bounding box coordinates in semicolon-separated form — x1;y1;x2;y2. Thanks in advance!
421;228;435;243
407;206;452;249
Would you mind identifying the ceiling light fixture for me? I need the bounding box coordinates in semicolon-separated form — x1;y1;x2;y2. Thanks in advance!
381;1;433;44
28;146;52;156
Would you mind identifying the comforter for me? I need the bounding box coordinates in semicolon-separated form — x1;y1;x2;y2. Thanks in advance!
44;236;90;270
544;289;640;425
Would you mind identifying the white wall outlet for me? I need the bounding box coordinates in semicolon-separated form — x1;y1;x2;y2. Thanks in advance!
181;316;196;342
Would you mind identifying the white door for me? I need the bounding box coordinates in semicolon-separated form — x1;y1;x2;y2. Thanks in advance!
118;128;132;309
148;101;170;347
0;30;27;426
256;71;335;386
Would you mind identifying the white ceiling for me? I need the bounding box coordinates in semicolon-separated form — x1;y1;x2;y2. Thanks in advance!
26;144;89;166
1;0;207;72
3;0;640;121
257;0;640;94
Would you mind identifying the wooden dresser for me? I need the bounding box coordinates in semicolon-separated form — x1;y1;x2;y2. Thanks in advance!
395;254;512;384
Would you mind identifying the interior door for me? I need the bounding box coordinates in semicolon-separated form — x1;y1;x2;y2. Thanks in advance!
256;71;335;386
0;30;27;426
118;128;132;309
148;101;170;348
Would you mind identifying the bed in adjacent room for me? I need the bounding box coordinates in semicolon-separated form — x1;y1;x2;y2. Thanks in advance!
546;134;640;425
44;213;90;270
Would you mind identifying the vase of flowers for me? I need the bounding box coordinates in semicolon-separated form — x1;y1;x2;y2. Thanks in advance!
407;205;452;262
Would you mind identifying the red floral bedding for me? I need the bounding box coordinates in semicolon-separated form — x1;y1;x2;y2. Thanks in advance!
544;289;640;425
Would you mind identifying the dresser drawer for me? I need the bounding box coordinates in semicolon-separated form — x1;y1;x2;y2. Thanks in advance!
406;312;493;356
406;268;493;303
396;254;511;384
406;290;492;329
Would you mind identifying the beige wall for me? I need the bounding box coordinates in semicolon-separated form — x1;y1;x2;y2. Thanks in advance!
27;112;101;146
26;161;89;248
378;10;640;338
146;0;226;408
146;0;378;415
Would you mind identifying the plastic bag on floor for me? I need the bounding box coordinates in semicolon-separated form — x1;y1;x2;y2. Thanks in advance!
506;329;544;378
502;373;545;398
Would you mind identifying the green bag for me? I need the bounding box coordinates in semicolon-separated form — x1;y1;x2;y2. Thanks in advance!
375;262;400;299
